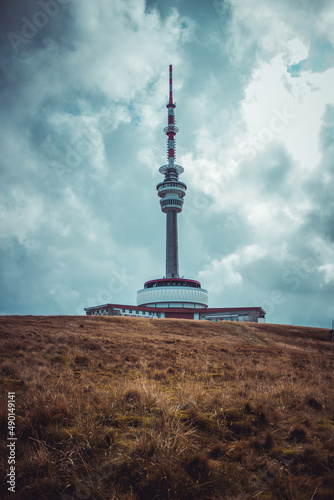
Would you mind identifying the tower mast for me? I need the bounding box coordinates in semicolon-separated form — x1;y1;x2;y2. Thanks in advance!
157;65;187;278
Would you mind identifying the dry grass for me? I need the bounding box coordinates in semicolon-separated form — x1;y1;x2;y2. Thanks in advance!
0;315;333;499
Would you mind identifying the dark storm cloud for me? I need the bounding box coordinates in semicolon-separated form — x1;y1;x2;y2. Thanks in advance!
303;105;334;242
0;0;193;314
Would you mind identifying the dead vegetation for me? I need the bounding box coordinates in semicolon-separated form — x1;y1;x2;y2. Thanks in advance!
0;315;333;499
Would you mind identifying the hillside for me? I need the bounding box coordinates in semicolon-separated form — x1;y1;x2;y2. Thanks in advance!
1;316;333;499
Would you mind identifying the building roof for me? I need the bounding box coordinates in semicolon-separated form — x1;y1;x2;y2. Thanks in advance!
144;278;201;287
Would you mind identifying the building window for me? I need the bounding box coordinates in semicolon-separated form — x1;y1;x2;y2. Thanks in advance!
129;309;132;313
122;309;125;313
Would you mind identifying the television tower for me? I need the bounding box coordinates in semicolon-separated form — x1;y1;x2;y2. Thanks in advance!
136;65;208;309
85;65;265;323
157;64;187;278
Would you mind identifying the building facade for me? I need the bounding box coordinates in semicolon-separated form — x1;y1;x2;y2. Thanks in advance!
85;303;266;322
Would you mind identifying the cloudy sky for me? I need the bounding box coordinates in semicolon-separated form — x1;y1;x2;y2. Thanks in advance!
1;0;334;327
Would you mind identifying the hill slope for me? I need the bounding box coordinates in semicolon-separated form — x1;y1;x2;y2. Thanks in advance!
1;316;334;499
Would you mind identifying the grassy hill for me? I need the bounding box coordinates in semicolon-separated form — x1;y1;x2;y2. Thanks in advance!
0;316;333;499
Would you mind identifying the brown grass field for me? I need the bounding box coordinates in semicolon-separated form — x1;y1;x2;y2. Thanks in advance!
0;315;334;499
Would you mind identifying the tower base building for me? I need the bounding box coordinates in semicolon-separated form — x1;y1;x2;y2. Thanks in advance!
84;303;265;322
85;66;266;323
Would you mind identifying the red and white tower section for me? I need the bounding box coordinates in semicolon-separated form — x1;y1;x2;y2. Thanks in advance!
137;65;209;309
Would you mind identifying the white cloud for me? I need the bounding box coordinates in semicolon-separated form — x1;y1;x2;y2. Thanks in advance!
284;38;309;66
318;264;334;285
199;244;268;293
0;188;45;247
316;3;334;44
237;56;334;172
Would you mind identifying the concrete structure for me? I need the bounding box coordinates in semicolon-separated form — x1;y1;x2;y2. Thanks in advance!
85;65;266;323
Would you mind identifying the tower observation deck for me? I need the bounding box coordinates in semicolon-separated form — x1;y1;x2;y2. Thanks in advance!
137;65;208;309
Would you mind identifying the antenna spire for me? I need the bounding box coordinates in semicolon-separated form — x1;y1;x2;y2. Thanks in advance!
164;64;178;166
169;64;173;105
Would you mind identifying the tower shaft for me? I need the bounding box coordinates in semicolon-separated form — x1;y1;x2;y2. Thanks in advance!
166;210;178;278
